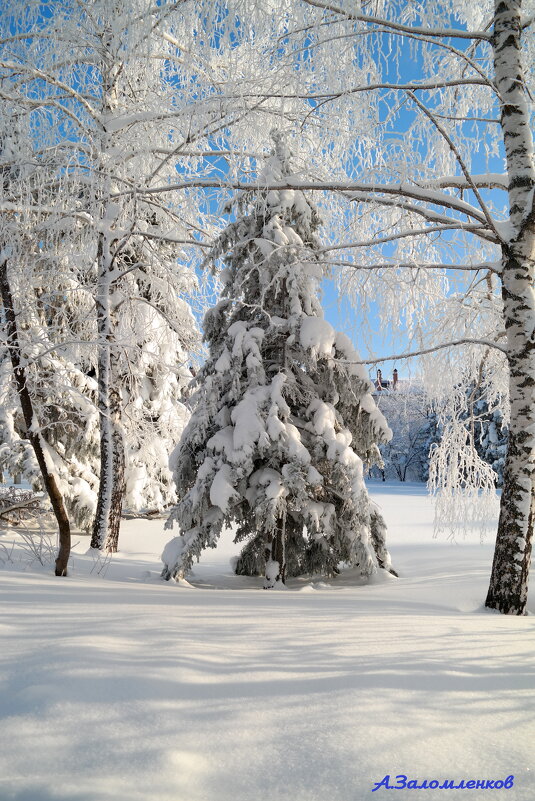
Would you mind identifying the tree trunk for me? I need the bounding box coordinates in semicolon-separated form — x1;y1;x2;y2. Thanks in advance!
90;234;126;552
0;260;71;575
89;51;127;553
89;353;125;553
263;517;286;589
485;0;535;614
485;244;534;614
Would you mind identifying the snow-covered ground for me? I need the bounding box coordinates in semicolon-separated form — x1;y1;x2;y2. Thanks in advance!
1;481;533;801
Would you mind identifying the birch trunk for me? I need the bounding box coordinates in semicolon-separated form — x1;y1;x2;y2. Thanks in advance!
485;0;535;614
90;233;126;553
0;260;71;575
89;48;126;553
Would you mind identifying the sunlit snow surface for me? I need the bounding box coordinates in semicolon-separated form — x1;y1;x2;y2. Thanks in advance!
1;482;534;801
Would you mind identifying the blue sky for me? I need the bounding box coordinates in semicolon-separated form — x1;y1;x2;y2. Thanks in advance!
11;2;503;386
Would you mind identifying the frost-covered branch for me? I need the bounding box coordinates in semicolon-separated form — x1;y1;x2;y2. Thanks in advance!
318;224;492;250
316;260;502;274
345;338;508;366
0;60;101;123
299;0;491;40
123;179;503;243
430;174;508;190
406;90;502;240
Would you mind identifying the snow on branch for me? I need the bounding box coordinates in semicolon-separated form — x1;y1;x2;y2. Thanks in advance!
430;174;509;190
299;0;492;40
0;489;42;526
0;61;100;124
120;180;503;243
316;260;502;274
341;338;508;366
344;190;495;236
228;79;494;101
406;91;501;241
317;224;491;249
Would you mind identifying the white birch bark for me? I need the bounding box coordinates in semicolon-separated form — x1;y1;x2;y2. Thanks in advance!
485;0;535;613
90;52;126;553
90;230;126;552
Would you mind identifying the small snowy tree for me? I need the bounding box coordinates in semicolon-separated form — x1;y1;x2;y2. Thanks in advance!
162;134;394;588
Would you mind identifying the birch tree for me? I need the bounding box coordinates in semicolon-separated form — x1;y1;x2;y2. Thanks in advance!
0;107;100;532
292;0;534;614
162;0;531;614
0;1;208;550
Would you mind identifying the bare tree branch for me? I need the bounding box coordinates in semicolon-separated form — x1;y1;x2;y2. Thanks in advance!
345;339;508;366
406;90;502;241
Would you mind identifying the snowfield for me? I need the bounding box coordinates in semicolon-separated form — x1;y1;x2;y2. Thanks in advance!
1;482;534;801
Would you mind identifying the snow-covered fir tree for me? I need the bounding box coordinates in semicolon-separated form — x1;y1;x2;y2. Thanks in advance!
162;133;395;589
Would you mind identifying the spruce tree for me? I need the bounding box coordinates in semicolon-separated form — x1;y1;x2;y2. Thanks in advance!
162;133;395;588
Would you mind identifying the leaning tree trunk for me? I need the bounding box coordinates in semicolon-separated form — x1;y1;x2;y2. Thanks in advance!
0;260;71;575
485;0;535;614
90;233;126;553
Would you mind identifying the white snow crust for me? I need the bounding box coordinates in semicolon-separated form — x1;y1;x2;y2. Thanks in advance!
1;483;533;801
